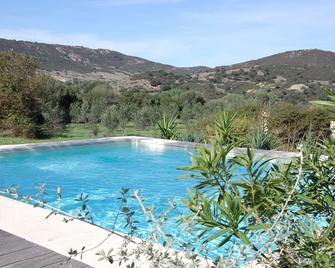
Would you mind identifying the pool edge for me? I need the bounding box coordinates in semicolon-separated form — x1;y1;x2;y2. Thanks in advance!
0;136;299;159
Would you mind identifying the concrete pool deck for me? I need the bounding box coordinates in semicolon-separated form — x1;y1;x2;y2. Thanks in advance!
0;136;297;267
0;196;127;268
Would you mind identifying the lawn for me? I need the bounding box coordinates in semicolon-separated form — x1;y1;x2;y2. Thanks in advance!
0;123;160;145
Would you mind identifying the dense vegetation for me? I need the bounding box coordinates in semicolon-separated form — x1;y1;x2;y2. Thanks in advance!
179;135;335;267
0;52;76;138
1;51;334;151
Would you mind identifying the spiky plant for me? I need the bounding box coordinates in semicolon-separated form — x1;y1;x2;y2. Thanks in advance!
248;130;277;150
157;113;178;140
214;110;240;145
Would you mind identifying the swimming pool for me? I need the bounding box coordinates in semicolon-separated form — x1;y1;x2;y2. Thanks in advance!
0;140;210;248
0;141;197;216
1;138;297;262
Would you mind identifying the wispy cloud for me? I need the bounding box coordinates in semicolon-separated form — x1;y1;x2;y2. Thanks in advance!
0;28;189;64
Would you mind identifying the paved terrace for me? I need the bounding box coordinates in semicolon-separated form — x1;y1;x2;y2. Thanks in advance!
0;137;298;267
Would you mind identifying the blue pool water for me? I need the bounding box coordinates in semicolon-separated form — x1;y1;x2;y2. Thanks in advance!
0;142;205;244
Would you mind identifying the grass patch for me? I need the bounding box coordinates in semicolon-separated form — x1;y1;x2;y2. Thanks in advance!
0;123;160;145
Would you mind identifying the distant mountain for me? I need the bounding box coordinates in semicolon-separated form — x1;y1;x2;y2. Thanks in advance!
191;49;335;103
0;38;334;102
0;38;175;74
1;38;335;77
232;49;335;68
0;38;207;75
220;49;335;85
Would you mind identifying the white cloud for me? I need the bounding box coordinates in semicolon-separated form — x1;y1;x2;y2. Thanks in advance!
0;28;189;64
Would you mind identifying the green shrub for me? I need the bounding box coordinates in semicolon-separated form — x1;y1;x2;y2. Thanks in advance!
103;105;119;134
0;52;77;138
5;113;40;138
268;103;331;148
134;106;160;130
180;137;335;267
247;130;278;150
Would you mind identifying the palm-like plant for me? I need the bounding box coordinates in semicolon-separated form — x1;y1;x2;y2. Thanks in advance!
248;130;277;150
157;113;178;140
214;110;240;145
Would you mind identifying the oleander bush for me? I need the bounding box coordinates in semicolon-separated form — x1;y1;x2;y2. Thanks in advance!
179;137;335;267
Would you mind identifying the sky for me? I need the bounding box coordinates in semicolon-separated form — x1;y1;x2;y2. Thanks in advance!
0;0;334;67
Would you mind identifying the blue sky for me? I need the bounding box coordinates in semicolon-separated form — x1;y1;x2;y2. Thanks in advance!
0;0;334;67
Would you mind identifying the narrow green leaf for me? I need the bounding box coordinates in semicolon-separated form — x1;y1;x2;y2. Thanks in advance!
205;229;229;242
296;194;320;205
245;224;271;231
236;231;251;245
322;214;335;239
217;233;233;248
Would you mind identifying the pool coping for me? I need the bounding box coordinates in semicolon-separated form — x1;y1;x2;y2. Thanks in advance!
0;136;299;159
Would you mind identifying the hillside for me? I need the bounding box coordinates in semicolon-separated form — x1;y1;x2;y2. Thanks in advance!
0;38;334;102
190;49;335;102
0;38;175;74
0;38;208;90
135;49;335;102
232;49;335;67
